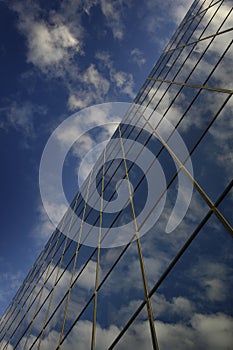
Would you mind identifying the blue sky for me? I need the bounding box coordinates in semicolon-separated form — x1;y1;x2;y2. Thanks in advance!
0;0;196;317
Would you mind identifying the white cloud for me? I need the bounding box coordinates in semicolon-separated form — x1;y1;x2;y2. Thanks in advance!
95;52;137;101
24;312;233;350
26;22;79;71
31;203;67;248
68;93;94;110
8;0;137;111
0;101;46;136
111;71;135;99
68;64;111;110
130;48;146;67
191;261;232;302
100;0;127;40
10;0;83;76
82;64;110;95
0;270;25;309
190;313;233;349
152;294;194;319
68;61;136;111
155;313;233;350
172;1;193;24
95;51;112;69
140;0;193;48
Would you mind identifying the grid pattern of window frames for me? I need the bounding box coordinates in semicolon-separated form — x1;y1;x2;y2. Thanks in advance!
0;0;232;349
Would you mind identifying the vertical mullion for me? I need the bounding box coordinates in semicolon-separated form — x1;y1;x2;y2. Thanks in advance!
91;147;106;350
35;192;82;350
118;125;160;350
56;169;94;349
140;111;233;237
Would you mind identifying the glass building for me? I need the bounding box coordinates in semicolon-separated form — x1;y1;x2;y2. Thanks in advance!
0;0;232;349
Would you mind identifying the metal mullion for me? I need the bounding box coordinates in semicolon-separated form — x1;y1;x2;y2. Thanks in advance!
40;210;133;350
91;148;106;350
166;0;222;49
7;158;123;328
79;93;232;262
0;226;63;348
171;14;202;51
143;24;233;140
164;26;233;55
165;0;205;52
135;5;211;115
85;138;137;218
164;0;224;77
22;246;95;346
96;81;229;239
56;235;134;349
6;208;72;350
137;45;180;101
11;229;60;315
217;7;233;31
140;107;233;236
153;24;193;81
57;170;232;348
12;194;80;350
23;195;90;297
56;169;94;350
198;0;231;39
156;36;233;134
57;200;157;348
148;78;233;94
108;179;233;350
128;89;230;239
62;112;233;348
137;55;168;99
130;95;232;238
3;229;66;346
165;0;231;56
0;229;58;339
118;125;160;350
34;192;82;350
65;105;134;215
167;0;212;51
174;0;202;34
20;169;134;348
32;246;98;350
30;209;129;350
95;93;230;251
0;257;48;344
66;132;131;230
210;0;222;5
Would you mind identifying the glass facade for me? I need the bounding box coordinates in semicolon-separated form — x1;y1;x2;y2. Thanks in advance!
0;0;232;349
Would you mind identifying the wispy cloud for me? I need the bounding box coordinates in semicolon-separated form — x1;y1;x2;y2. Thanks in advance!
130;48;146;67
0;101;47;136
68;63;111;110
11;0;82;76
100;0;130;40
96;51;136;100
0;269;25;316
32;204;67;247
6;0;138;113
190;260;233;303
156;313;233;350
138;0;193;48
